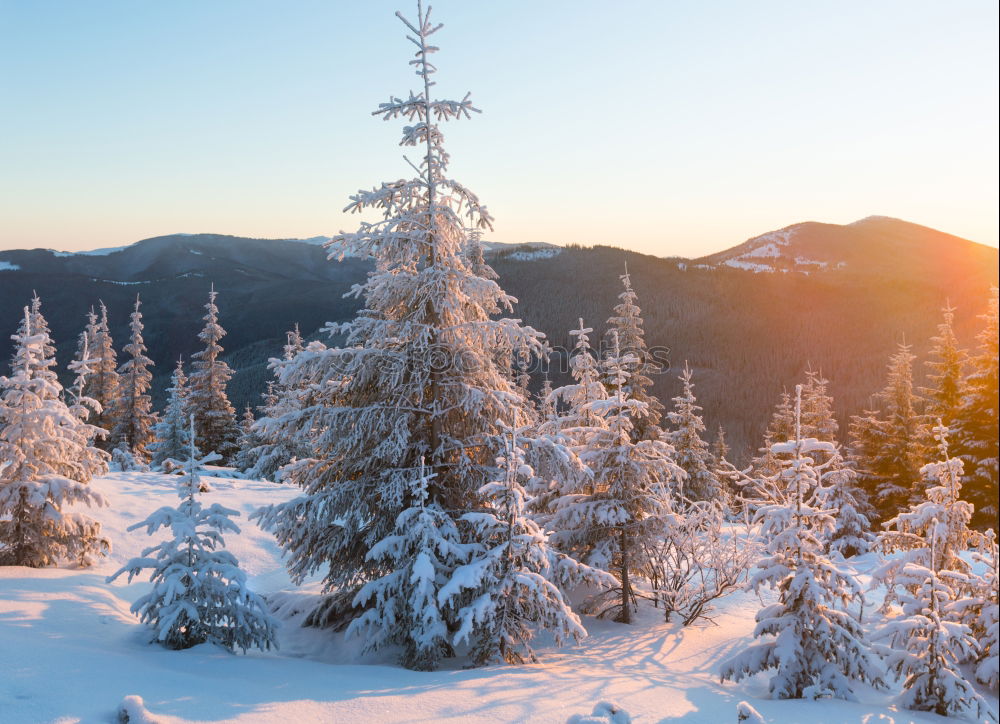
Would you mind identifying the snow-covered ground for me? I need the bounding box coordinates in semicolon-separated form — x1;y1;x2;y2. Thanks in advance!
1;471;994;723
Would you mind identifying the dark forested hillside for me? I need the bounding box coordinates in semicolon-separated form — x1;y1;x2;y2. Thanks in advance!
2;222;996;462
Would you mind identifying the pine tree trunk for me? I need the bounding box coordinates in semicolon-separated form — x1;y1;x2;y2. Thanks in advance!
620;526;632;624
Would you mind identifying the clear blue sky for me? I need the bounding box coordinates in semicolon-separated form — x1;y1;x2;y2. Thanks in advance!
1;0;997;256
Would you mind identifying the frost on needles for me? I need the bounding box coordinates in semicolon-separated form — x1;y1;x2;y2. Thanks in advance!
720;385;885;701
252;1;559;669
0;301;109;568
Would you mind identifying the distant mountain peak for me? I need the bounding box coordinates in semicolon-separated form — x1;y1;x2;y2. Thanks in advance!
690;216;993;277
849;215;900;226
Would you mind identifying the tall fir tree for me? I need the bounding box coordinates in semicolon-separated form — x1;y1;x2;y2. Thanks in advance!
11;293;57;379
69;307;104;427
150;357;193;469
711;424;730;467
232;405;260;474
952;287;999;530
752;389;795;476
254;2;546;664
76;306;100;375
801;365;838;443
464;227;495;279
532;319;608;525
0;303;109;567
604;267;664;442
186;285;239;462
920;302;967;433
550;320;608;439
82;301;120;447
849;343;924;522
570;331;682;624
110;295;156;462
66;316;102;425
721;386;884;701
666;362;723;503
243;325;314;481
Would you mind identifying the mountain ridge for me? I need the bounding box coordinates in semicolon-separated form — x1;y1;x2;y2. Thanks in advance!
1;217;996;462
2;216;993;278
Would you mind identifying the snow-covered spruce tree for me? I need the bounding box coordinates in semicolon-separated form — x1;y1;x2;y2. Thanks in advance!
439;429;607;665
873;440;993;722
850;343;924;522
242;382;290;482
66;323;102;427
753;370;837;478
874;546;992;721
720;385;884;701
0;304;109;567
243;326;316;482
800;374;873;558
751;389;795;476
347;461;466;670
464;227;495;281
11;293;57;379
82;301;120;446
108;420;277;653
110;295;156;463
532;319;608;526
232;405;260;474
801;365;838;444
953;287;998;530
549;320;608;439
253;2;545;658
570;331;682;624
847;402;880;484
666;362;723;503
75;306;100;376
150;357;194;470
186;285;239;462
711;424;730;468
537;375;555;423
972;529;999;689
921;302;967;434
874;423;979;610
817;450;873;559
604;268;664;442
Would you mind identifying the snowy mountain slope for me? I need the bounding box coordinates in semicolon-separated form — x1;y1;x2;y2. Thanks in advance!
693;216;997;276
2;470;990;724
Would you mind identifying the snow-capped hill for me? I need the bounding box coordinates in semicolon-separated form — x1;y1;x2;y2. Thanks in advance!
489;242;562;261
52;244;129;257
697;223;842;273
693;216;995;277
505;247;561;261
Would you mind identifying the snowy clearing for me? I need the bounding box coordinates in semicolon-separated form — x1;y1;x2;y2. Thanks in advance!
2;471;994;723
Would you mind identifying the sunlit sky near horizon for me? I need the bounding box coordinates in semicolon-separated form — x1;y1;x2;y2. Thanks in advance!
1;0;997;256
